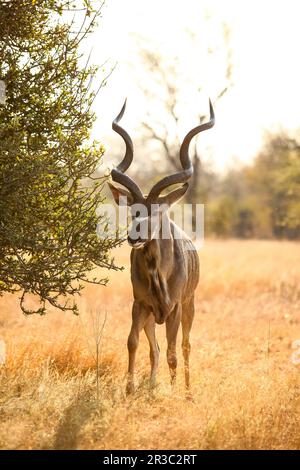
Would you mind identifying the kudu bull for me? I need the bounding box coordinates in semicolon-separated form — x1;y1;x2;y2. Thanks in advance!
108;99;215;394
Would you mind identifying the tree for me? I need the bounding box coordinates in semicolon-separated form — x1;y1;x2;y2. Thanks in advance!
246;132;300;239
0;0;120;315
208;195;237;237
207;132;300;239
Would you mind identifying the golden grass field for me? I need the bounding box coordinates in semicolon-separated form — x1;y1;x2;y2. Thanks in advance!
1;239;300;450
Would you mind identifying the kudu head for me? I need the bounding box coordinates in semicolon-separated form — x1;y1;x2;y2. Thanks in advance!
108;99;215;249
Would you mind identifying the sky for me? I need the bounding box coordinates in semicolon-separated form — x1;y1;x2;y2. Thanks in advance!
86;0;300;172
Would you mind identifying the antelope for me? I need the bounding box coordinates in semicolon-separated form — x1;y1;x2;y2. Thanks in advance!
108;99;215;394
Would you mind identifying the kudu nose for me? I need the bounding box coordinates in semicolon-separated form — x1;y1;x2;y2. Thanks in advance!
127;236;145;249
127;235;139;245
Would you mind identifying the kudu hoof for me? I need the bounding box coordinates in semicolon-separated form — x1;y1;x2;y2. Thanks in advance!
126;382;135;396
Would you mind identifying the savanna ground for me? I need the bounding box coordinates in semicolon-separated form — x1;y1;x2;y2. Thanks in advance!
1;240;300;450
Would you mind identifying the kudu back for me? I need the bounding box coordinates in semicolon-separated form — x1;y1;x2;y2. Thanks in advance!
108;99;215;394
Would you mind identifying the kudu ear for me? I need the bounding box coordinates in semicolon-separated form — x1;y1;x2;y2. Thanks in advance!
157;183;189;207
107;182;134;206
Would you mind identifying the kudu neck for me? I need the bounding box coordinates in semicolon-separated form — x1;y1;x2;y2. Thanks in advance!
143;213;174;266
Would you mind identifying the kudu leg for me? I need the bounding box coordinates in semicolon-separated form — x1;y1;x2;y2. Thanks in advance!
126;301;149;395
165;304;181;386
144;314;160;389
182;296;195;390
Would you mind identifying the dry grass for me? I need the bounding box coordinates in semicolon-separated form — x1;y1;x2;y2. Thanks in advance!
1;240;300;449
